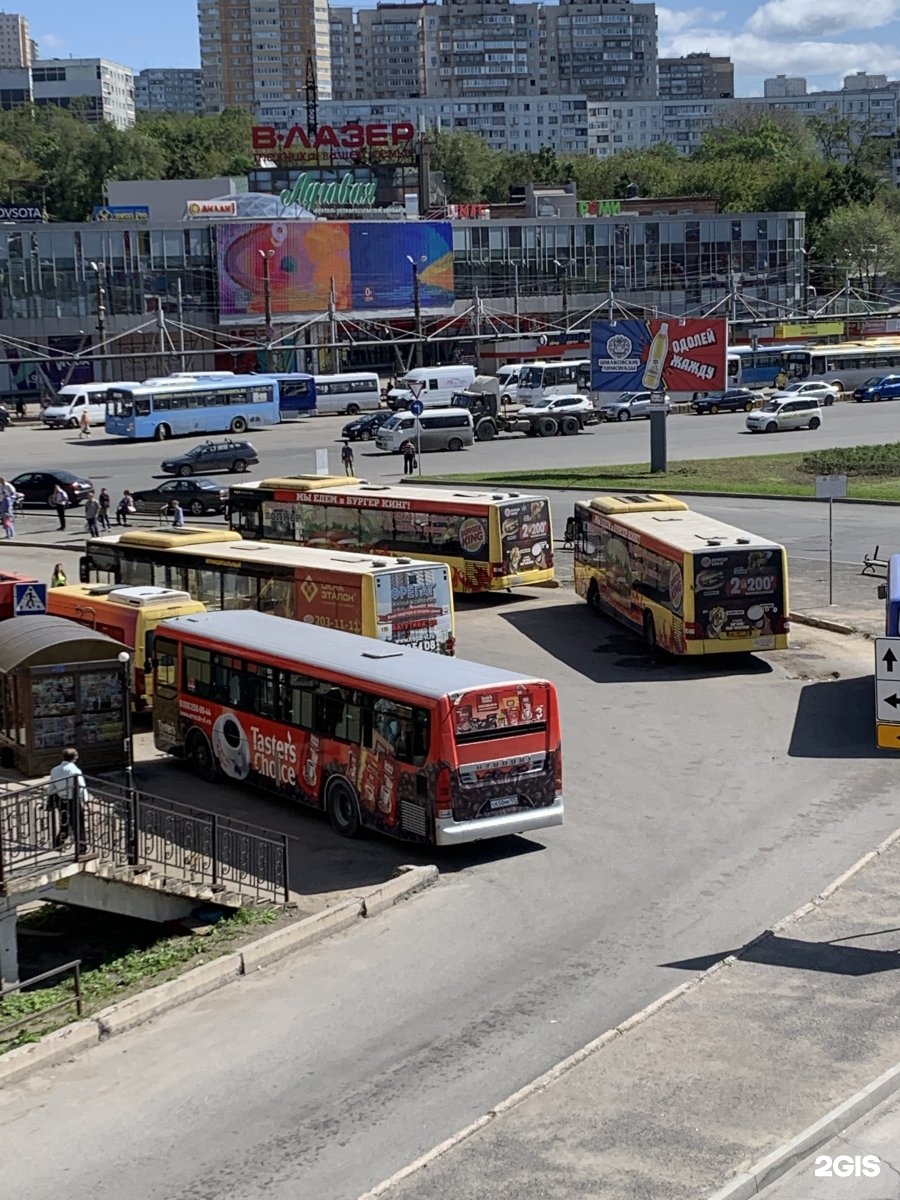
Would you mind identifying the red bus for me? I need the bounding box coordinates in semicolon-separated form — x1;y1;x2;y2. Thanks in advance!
152;611;563;845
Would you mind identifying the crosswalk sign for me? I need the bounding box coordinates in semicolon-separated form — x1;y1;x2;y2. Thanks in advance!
13;582;47;615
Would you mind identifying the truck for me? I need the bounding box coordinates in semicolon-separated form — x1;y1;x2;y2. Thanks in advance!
451;376;596;440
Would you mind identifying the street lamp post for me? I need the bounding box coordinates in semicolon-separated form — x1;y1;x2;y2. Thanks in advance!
407;254;426;368
117;651;135;802
553;258;569;329
89;260;107;381
258;249;275;371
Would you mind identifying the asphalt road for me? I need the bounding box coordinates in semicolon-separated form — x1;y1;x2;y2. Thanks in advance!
1;398;899;504
0;594;896;1200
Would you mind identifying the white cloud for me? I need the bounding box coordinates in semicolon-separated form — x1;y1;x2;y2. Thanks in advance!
38;34;65;50
745;0;900;38
657;6;725;35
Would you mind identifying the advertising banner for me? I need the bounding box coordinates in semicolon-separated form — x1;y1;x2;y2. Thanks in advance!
590;318;727;393
217;221;454;320
92;206;149;222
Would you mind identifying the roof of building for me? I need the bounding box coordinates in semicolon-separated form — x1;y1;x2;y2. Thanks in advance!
0;615;127;674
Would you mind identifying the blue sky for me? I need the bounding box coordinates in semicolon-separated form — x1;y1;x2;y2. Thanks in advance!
29;0;900;95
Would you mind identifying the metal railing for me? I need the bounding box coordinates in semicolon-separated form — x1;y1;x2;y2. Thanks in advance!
0;778;289;905
0;959;83;1042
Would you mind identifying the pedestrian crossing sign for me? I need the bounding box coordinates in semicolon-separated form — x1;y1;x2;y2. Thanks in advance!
13;582;47;616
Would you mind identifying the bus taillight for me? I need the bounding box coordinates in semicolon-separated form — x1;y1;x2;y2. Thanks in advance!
685;621;702;639
554;751;562;799
445;634;456;656
436;766;454;819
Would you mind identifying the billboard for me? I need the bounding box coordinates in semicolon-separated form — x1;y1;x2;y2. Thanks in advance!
590;318;727;393
217;221;454;320
252;122;417;167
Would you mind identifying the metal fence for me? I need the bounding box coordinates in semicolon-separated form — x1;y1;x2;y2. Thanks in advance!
0;778;289;905
0;959;83;1043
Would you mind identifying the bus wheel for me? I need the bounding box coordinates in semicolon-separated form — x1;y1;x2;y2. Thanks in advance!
230;416;248;433
345;403;360;416
325;777;361;838
155;423;171;441
187;730;217;782
643;611;657;651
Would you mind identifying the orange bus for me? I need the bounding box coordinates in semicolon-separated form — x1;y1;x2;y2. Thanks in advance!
152;611;564;845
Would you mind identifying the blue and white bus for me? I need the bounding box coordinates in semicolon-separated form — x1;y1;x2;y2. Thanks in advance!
884;555;900;636
727;345;804;389
105;375;281;441
270;372;316;417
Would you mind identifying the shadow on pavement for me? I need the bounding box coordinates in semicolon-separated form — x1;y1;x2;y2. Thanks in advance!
788;674;879;759
664;932;900;977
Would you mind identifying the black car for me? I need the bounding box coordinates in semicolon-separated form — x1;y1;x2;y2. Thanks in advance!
341;410;392;442
0;405;9;430
691;388;757;415
11;469;93;507
160;438;259;476
132;477;229;516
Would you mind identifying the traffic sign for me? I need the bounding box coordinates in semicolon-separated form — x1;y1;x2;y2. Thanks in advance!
876;723;900;750
815;474;847;500
408;380;425;400
876;681;900;723
13;582;47;616
875;638;900;681
409;399;424;417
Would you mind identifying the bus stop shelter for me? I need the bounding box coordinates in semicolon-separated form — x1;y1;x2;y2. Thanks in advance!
0;616;129;776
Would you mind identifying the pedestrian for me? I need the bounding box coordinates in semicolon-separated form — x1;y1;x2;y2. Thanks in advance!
170;499;185;528
83;491;100;538
51;563;68;587
0;476;15;501
14;396;25;419
116;490;133;526
78;408;90;437
1;490;14;538
46;747;89;852
774;369;788;390
97;487;111;530
401;438;417;476
50;481;69;530
341;440;354;476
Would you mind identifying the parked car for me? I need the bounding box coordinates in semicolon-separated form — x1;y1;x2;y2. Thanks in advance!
746;397;823;434
691;388;757;415
517;394;598;423
597;391;671;422
0;404;9;430
132;477;229;515
853;375;900;403
770;379;839;407
341;410;393;442
10;468;93;507
160;438;259;476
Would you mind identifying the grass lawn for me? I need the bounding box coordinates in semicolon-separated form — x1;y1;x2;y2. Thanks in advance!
423;451;900;502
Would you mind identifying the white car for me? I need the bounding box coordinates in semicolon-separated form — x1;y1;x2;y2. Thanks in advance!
746;397;823;433
770;380;840;407
517;394;598;423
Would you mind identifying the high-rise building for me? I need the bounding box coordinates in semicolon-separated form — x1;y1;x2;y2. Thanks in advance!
422;0;547;98
358;4;428;99
199;0;332;112
32;59;135;128
135;68;205;113
329;7;359;102
764;75;806;98
658;52;733;99
547;0;657;100
0;10;34;69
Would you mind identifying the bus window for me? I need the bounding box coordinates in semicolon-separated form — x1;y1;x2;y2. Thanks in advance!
154;636;178;698
187;568;222;609
259;575;294;618
184;644;213;696
222;570;257;610
123;559;154;587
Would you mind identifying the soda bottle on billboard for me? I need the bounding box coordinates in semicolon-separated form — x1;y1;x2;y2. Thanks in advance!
642;322;669;391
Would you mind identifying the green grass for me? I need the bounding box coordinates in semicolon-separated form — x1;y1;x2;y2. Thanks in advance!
0;903;280;1053
423;448;900;502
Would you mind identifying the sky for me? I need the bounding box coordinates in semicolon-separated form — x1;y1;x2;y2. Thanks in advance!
28;0;900;96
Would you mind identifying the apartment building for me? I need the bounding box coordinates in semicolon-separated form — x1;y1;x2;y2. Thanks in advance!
0;11;35;69
199;0;332;111
31;59;135;128
359;4;427;100
658;53;733;99
546;0;657;100
135;68;205;113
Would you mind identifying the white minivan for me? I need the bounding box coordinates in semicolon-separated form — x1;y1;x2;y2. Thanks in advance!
41;382;140;429
387;365;476;410
313;372;381;416
495;363;529;405
376;408;475;453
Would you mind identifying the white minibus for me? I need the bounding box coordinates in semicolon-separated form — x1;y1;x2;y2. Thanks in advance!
387;365;476;410
376;408;475;453
41;382;140;429
313;372;381;415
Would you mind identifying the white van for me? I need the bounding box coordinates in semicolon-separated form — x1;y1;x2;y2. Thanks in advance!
376;408;475;453
496;363;529;404
41;381;140;430
313;372;381;415
387;365;476;410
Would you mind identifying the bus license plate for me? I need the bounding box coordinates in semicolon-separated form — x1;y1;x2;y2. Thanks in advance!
491;796;519;810
755;636;775;650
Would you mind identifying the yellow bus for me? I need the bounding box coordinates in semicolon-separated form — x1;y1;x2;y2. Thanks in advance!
47;583;206;710
573;494;789;654
226;476;555;594
79;528;456;656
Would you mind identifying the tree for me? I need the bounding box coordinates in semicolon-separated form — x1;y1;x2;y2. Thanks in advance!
816;200;900;296
137;108;254;179
430;131;498;201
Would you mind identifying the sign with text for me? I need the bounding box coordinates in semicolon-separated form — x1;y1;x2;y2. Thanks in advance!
252;122;417;167
590;318;727;393
186;199;238;218
0;204;45;223
577;199;622;217
92;205;149;222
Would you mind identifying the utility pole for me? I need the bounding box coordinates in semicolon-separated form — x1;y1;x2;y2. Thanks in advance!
328;275;338;371
89;261;107;381
176;278;186;371
258;249;274;371
407;254;425;368
512;262;520;332
554;258;569;329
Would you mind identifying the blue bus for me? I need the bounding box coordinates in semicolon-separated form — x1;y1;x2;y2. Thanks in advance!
105;375;281;441
270;372;316;417
727;345;804;389
885;555;900;636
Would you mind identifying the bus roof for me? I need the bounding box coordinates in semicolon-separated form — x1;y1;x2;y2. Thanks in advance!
114;528;243;549
111;375;277;395
590;507;782;554
132;539;446;576
160;611;536;700
248;479;542;505
587;493;688;516
51;584;200;608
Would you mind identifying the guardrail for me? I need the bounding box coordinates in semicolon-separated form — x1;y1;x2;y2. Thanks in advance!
0;959;83;1042
0;778;289;906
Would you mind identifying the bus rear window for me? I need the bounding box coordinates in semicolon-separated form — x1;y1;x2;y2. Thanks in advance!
454;686;547;743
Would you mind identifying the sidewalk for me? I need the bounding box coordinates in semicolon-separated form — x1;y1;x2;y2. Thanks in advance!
376;830;900;1200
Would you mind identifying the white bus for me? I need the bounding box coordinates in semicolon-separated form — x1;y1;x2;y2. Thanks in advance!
784;340;900;393
516;359;591;406
313;372;381;416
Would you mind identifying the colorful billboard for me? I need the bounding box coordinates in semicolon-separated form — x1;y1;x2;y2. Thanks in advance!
216;221;454;320
590;318;727;393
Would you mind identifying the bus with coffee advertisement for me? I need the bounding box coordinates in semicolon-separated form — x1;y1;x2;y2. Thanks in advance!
227;477;554;594
572;494;789;655
152;610;564;844
79;528;455;655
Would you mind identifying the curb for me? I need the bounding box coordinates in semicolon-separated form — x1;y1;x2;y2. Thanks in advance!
0;864;437;1087
354;824;900;1200
789;611;856;635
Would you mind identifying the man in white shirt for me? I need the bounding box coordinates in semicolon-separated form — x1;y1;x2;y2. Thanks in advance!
47;747;89;850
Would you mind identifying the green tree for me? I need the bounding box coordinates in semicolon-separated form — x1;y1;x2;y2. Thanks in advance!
138;108;254;179
430;130;498;201
816;200;900;295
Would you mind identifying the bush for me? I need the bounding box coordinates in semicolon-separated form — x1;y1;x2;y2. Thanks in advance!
802;444;900;477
